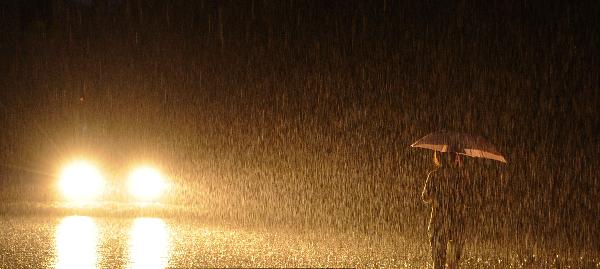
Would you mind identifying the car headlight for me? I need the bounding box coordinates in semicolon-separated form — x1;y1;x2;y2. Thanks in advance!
127;166;166;201
59;161;104;201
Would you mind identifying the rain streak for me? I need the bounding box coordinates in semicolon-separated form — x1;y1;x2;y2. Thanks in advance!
0;1;599;268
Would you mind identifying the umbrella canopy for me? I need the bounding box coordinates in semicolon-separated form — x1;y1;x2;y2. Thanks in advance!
411;130;507;163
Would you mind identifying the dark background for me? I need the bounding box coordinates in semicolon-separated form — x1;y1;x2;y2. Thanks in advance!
1;0;599;250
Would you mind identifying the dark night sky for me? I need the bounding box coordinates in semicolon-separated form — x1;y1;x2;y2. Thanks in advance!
1;0;599;246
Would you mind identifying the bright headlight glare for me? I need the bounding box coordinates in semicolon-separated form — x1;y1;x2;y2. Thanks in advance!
128;166;166;201
59;161;104;201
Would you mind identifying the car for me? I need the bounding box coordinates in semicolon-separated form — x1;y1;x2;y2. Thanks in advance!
57;159;169;206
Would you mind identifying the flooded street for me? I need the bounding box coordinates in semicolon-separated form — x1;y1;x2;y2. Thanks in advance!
1;215;598;268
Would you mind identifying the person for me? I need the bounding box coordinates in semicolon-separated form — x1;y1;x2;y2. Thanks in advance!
422;151;467;269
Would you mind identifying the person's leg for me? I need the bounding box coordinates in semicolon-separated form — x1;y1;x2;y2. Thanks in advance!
446;239;456;269
430;232;447;269
447;234;465;269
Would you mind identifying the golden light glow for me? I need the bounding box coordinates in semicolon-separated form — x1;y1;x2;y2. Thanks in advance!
55;216;99;269
127;166;167;201
128;218;170;269
59;161;104;201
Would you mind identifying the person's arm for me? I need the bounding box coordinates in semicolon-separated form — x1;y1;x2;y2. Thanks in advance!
421;171;435;203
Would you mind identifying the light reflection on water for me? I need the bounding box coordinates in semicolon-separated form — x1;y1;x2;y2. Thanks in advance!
55;216;99;269
128;218;170;269
54;216;170;269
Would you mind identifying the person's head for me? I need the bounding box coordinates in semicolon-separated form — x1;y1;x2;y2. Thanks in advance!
433;151;462;168
433;151;441;167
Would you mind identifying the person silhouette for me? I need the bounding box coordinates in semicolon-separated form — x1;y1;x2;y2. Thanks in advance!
422;151;467;269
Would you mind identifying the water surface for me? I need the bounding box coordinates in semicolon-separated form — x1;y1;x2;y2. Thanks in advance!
0;215;598;268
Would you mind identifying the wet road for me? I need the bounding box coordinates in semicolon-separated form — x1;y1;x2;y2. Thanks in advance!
0;215;598;268
0;215;425;268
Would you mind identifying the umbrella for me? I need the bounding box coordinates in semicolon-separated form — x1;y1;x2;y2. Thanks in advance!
411;130;507;163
